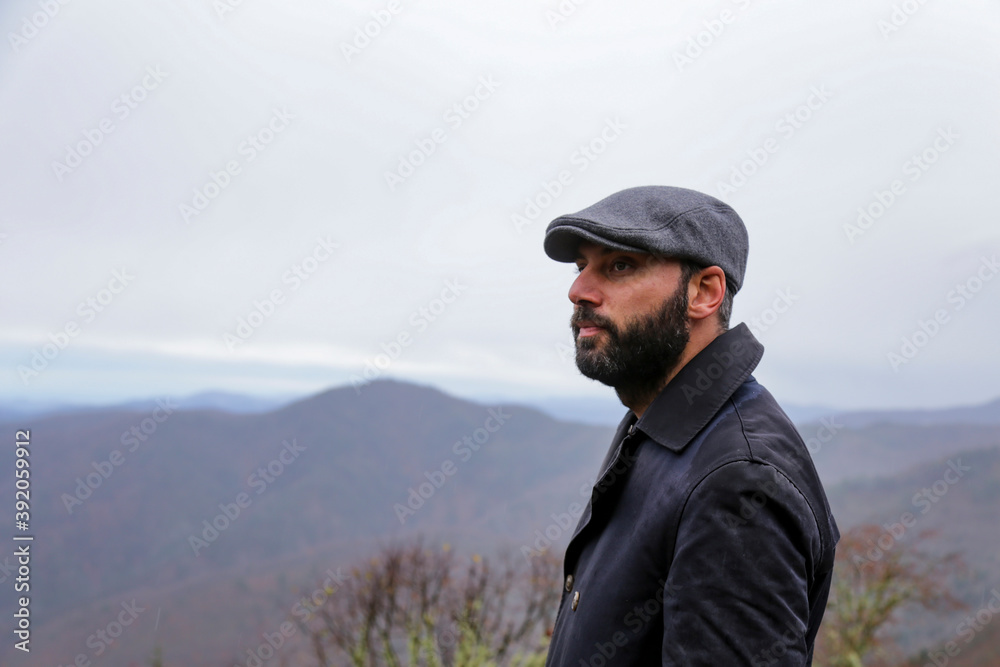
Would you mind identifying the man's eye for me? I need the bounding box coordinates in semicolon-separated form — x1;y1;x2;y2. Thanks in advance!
611;260;632;272
574;264;585;274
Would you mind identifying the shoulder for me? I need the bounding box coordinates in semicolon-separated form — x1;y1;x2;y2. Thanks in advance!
674;459;827;572
684;379;838;555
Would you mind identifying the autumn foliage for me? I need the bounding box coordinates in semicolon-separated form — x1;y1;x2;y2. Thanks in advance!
290;540;560;666
815;524;966;667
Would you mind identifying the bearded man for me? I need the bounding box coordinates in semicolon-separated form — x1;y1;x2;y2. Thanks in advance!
541;186;839;666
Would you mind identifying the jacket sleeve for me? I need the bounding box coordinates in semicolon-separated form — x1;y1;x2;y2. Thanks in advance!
661;460;821;666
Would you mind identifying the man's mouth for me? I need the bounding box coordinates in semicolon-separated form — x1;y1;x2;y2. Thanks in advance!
575;321;605;338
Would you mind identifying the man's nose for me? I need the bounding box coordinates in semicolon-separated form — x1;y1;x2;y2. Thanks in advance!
569;269;602;307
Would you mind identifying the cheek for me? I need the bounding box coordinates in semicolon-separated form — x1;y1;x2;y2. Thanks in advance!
618;284;659;313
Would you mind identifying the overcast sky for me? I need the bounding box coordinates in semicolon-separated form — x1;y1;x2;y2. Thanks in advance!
2;0;998;412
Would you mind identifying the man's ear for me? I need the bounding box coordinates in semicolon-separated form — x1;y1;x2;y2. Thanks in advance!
687;266;726;323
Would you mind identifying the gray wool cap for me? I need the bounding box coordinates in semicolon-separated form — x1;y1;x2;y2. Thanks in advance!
543;185;749;294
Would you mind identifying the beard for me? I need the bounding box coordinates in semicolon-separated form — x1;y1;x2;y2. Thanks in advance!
571;283;690;410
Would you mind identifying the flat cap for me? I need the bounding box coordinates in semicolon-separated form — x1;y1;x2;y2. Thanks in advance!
544;185;749;293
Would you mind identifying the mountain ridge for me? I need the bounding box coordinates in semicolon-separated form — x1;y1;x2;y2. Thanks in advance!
2;378;998;666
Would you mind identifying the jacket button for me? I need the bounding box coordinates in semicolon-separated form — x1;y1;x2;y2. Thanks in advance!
571;590;580;611
565;574;574;592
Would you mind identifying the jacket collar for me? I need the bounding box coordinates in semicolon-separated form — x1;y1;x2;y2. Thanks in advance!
635;323;763;453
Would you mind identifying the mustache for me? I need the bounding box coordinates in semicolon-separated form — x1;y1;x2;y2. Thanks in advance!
570;306;617;333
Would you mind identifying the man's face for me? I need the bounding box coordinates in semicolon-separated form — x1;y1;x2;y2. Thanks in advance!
569;241;691;397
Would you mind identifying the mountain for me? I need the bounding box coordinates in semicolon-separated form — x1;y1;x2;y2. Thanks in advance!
484;390;999;429
7;383;999;430
799;418;1000;486
1;379;998;666
829;397;1000;429
0;390;300;421
157;390;302;414
477;392;840;427
0;380;613;665
824;446;1000;657
903;616;1000;667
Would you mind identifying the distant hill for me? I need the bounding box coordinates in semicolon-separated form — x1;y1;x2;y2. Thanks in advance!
1;379;998;666
0;380;613;666
902;611;1000;667
9;383;998;430
518;394;840;427
825;446;1000;656
0;390;301;421
830;397;1000;429
488;391;1000;429
800;419;1000;486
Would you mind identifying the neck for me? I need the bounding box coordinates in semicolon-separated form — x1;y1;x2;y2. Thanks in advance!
621;324;723;419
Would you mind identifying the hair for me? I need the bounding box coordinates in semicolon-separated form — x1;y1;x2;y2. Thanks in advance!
678;259;733;332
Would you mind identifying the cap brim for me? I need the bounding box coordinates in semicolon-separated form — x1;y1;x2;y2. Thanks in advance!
543;224;649;263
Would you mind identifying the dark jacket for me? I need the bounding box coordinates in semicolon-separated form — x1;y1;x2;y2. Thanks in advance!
544;324;839;666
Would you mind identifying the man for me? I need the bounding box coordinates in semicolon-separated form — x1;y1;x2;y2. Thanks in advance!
541;186;839;666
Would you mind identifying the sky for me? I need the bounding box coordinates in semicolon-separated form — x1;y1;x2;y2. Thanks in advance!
1;0;998;412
